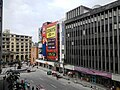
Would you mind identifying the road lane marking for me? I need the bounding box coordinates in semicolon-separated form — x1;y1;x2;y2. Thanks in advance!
31;80;34;83
50;84;57;88
39;78;44;81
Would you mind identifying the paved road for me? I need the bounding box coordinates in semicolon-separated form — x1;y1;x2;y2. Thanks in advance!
20;67;90;90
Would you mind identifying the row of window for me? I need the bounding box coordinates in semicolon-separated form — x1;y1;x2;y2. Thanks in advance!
66;6;120;21
3;45;30;48
66;16;120;30
66;25;120;38
66;48;119;57
65;56;119;73
66;35;120;46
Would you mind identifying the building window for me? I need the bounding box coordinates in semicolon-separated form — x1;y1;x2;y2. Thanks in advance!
106;49;109;57
109;24;112;31
105;24;108;32
114;36;117;44
2;46;5;48
12;45;14;48
99;49;101;56
106;37;108;45
102;25;104;32
109;12;112;17
119;23;120;28
102;37;104;45
110;36;113;44
7;45;9;48
102;50;105;56
110;49;113;57
101;15;104;19
115;49;118;57
98;38;101;44
98;26;100;33
95;38;97;45
83;30;85;35
114;10;116;16
105;13;108;18
114;24;117;29
114;17;117;23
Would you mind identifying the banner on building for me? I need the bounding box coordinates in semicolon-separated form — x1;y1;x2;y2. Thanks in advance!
46;25;56;38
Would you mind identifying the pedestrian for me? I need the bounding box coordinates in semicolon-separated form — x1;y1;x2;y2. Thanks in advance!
56;74;59;80
32;86;34;90
111;86;116;90
36;87;38;90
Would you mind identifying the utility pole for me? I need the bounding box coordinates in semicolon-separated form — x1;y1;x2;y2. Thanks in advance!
0;59;2;74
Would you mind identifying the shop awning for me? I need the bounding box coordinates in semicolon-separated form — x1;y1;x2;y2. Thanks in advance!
64;65;74;70
36;59;54;66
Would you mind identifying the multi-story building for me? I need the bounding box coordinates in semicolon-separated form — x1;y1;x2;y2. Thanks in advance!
0;0;2;73
31;43;38;64
38;27;43;60
57;19;65;72
36;20;65;71
2;29;32;62
65;1;120;89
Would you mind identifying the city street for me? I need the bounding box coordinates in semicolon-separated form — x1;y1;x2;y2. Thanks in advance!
20;66;90;90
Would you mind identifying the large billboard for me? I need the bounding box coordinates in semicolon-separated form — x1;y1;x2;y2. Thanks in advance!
46;22;58;61
41;24;48;58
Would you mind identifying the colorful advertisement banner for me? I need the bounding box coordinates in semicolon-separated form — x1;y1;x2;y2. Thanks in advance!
47;38;56;49
46;22;58;61
46;25;56;38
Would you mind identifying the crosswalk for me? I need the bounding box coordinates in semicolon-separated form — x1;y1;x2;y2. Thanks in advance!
36;84;46;90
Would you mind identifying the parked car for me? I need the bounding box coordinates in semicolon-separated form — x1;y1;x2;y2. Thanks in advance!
27;68;31;73
56;74;62;78
52;71;57;76
47;71;52;75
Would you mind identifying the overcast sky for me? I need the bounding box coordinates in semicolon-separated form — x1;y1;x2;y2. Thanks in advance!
3;0;116;42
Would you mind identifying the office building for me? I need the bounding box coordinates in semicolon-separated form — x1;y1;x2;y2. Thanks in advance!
36;20;65;71
2;29;32;62
0;0;2;73
31;43;38;64
65;1;120;88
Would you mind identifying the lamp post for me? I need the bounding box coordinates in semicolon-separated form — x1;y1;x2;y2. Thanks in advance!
0;59;2;74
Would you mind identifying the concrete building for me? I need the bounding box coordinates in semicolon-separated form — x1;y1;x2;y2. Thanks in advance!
38;28;42;59
57;18;65;72
2;29;32;62
65;1;120;89
0;0;2;73
31;43;38;64
36;20;65;72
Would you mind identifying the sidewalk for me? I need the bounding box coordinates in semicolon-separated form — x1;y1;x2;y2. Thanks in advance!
38;66;109;90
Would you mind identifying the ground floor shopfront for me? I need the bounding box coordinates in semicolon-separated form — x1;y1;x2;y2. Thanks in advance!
36;59;63;72
35;60;120;89
64;65;120;90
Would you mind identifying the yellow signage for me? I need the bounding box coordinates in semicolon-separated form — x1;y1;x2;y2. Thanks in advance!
47;25;56;38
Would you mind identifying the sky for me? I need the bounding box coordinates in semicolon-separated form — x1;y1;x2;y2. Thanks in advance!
3;0;117;42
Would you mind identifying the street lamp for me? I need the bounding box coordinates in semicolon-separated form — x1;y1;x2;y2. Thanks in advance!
0;59;2;73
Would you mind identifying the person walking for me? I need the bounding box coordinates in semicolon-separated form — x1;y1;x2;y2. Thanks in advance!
32;86;34;90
